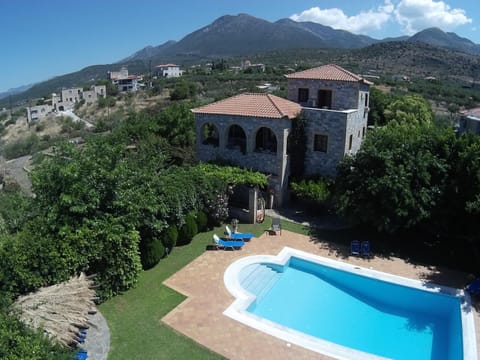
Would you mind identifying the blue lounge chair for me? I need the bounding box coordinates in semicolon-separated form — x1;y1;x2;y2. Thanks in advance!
213;234;245;250
466;278;480;296
225;225;254;241
351;240;360;256
361;241;371;258
75;349;88;360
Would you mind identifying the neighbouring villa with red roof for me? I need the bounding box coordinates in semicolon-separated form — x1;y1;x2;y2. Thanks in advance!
192;64;371;207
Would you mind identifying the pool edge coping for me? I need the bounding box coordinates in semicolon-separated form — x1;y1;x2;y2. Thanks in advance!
223;246;478;360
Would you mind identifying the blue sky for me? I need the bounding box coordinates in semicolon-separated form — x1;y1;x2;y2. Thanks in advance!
0;0;478;93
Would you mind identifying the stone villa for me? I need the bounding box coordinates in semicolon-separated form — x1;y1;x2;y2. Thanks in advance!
193;64;371;206
26;85;106;123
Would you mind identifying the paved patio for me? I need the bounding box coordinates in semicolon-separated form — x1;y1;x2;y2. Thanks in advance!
162;230;480;359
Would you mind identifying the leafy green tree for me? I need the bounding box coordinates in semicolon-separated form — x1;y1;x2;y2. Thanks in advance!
336;123;454;233
0;190;33;234
368;87;389;126
384;94;434;125
170;81;196;100
436;133;480;238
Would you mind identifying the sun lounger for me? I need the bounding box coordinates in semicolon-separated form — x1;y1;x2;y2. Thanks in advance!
466;278;480;296
213;234;245;250
361;241;371;257
225;225;254;241
351;240;360;256
75;349;88;360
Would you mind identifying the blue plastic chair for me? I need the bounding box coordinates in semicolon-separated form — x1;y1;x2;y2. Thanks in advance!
351;240;360;256
361;241;371;258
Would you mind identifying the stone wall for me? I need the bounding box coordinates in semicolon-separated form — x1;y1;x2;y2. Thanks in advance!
302;108;367;177
195;113;292;205
287;79;360;110
302;108;348;177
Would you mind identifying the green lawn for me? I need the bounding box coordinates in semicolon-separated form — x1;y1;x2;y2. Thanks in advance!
99;221;269;360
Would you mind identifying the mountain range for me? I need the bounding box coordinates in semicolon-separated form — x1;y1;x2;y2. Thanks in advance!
125;13;480;63
3;13;480;106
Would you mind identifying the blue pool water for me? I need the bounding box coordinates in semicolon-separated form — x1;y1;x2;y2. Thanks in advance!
244;257;463;360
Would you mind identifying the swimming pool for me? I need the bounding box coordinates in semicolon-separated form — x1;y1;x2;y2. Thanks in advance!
223;247;477;360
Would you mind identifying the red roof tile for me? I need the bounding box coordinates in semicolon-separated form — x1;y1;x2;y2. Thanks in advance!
192;93;301;119
286;64;372;84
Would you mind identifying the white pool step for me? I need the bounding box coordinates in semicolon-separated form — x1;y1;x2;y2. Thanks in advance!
240;264;280;300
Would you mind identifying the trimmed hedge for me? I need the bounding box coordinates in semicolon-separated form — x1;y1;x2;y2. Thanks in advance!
139;238;165;270
195;211;208;232
177;213;198;246
161;225;178;253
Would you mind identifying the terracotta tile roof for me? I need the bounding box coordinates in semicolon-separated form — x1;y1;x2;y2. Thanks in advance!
192;93;302;119
286;64;372;84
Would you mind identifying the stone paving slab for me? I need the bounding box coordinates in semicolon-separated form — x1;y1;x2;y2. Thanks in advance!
162;230;480;360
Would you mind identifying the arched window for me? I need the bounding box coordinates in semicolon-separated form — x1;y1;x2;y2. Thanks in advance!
201;122;219;147
227;125;246;154
255;127;277;153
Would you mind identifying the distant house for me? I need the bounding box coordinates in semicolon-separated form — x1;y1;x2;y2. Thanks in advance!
193;64;371;207
241;60;265;72
109;66;143;92
26;104;53;123
52;85;106;111
155;64;183;78
459;107;480;135
27;84;106;121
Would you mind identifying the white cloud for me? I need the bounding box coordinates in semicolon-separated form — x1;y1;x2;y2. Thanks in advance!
394;0;472;34
289;0;394;34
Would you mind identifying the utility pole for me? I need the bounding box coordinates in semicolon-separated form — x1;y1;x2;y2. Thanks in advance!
149;59;152;88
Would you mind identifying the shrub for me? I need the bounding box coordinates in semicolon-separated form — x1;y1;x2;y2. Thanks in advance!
35;122;45;132
195;211;208;232
177;213;198;246
290;178;333;214
139;238;164;270
1;134;39;159
161;225;178;252
290;178;332;203
98;96;116;108
0;307;71;360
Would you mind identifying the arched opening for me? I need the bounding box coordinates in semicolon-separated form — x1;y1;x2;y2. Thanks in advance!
201;122;219;147
227;125;246;154
255;127;277;153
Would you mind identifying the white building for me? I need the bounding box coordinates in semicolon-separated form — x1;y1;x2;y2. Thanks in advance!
109;66;143;92
155;64;183;78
